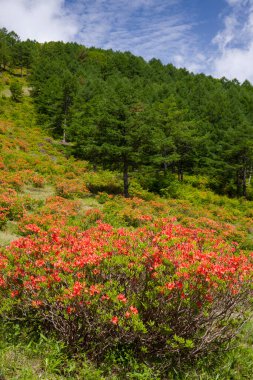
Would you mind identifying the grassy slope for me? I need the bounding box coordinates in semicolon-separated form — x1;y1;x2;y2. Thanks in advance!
0;73;253;379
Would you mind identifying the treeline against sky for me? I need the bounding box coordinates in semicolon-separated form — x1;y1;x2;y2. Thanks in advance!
1;27;253;198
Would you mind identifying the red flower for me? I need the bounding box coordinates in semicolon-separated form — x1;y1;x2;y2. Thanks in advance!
66;306;75;314
72;281;83;296
31;300;43;307
129;306;138;315
111;316;119;325
101;294;110;301
165;282;175;290
117;293;127;303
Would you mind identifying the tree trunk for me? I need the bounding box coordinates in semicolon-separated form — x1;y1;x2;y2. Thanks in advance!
163;162;168;172
177;162;183;181
236;170;241;196
123;160;129;198
63;129;66;144
171;164;176;174
62;116;67;143
163;149;168;175
248;165;252;186
242;166;247;198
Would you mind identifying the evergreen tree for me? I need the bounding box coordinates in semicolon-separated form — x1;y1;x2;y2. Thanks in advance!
10;80;22;102
69;76;152;197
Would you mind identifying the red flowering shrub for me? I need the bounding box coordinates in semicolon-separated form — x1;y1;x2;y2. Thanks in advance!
18;196;81;233
55;178;89;198
81;208;105;229
0;171;24;191
0;159;5;170
0;188;38;229
30;174;45;188
102;196;166;227
0;220;252;363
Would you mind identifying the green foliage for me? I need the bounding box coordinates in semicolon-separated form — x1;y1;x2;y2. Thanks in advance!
0;320;107;379
10;80;23;102
83;170;123;194
23;34;253;199
69;75;154;197
1;221;252;369
1;28;253;380
1;319;253;379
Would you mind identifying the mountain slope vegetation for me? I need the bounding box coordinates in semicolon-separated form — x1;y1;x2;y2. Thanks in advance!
1;26;253;198
0;28;253;379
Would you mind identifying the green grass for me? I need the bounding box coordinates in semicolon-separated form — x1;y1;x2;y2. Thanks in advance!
0;230;20;246
22;185;55;201
0;320;253;379
0;346;62;380
78;196;101;210
0;221;20;247
0;320;108;380
0;323;63;380
173;320;253;380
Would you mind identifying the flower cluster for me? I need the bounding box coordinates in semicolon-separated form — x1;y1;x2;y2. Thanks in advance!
1;219;252;359
0;188;38;229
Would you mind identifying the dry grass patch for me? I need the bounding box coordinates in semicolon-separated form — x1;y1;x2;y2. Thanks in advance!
0;230;20;246
78;196;101;211
22;185;55;201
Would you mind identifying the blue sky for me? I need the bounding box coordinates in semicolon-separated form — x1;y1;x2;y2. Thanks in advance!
1;0;253;82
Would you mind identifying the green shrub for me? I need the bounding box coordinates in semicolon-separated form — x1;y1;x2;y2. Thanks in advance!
84;171;123;194
10;81;23;102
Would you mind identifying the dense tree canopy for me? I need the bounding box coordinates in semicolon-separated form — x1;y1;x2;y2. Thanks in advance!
2;28;253;198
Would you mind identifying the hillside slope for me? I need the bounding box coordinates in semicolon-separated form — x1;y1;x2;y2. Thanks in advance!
0;74;253;379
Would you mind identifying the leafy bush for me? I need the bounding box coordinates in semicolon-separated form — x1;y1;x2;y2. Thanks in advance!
31;174;45;188
0;188;38;229
17;196;81;233
55;178;89;198
129;179;155;200
84;171;123;194
1;220;252;366
10;81;23;102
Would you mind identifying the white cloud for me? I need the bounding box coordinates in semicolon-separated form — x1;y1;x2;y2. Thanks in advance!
214;45;253;82
74;0;197;67
212;14;238;51
0;0;78;42
212;0;253;82
0;0;197;68
0;0;214;77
